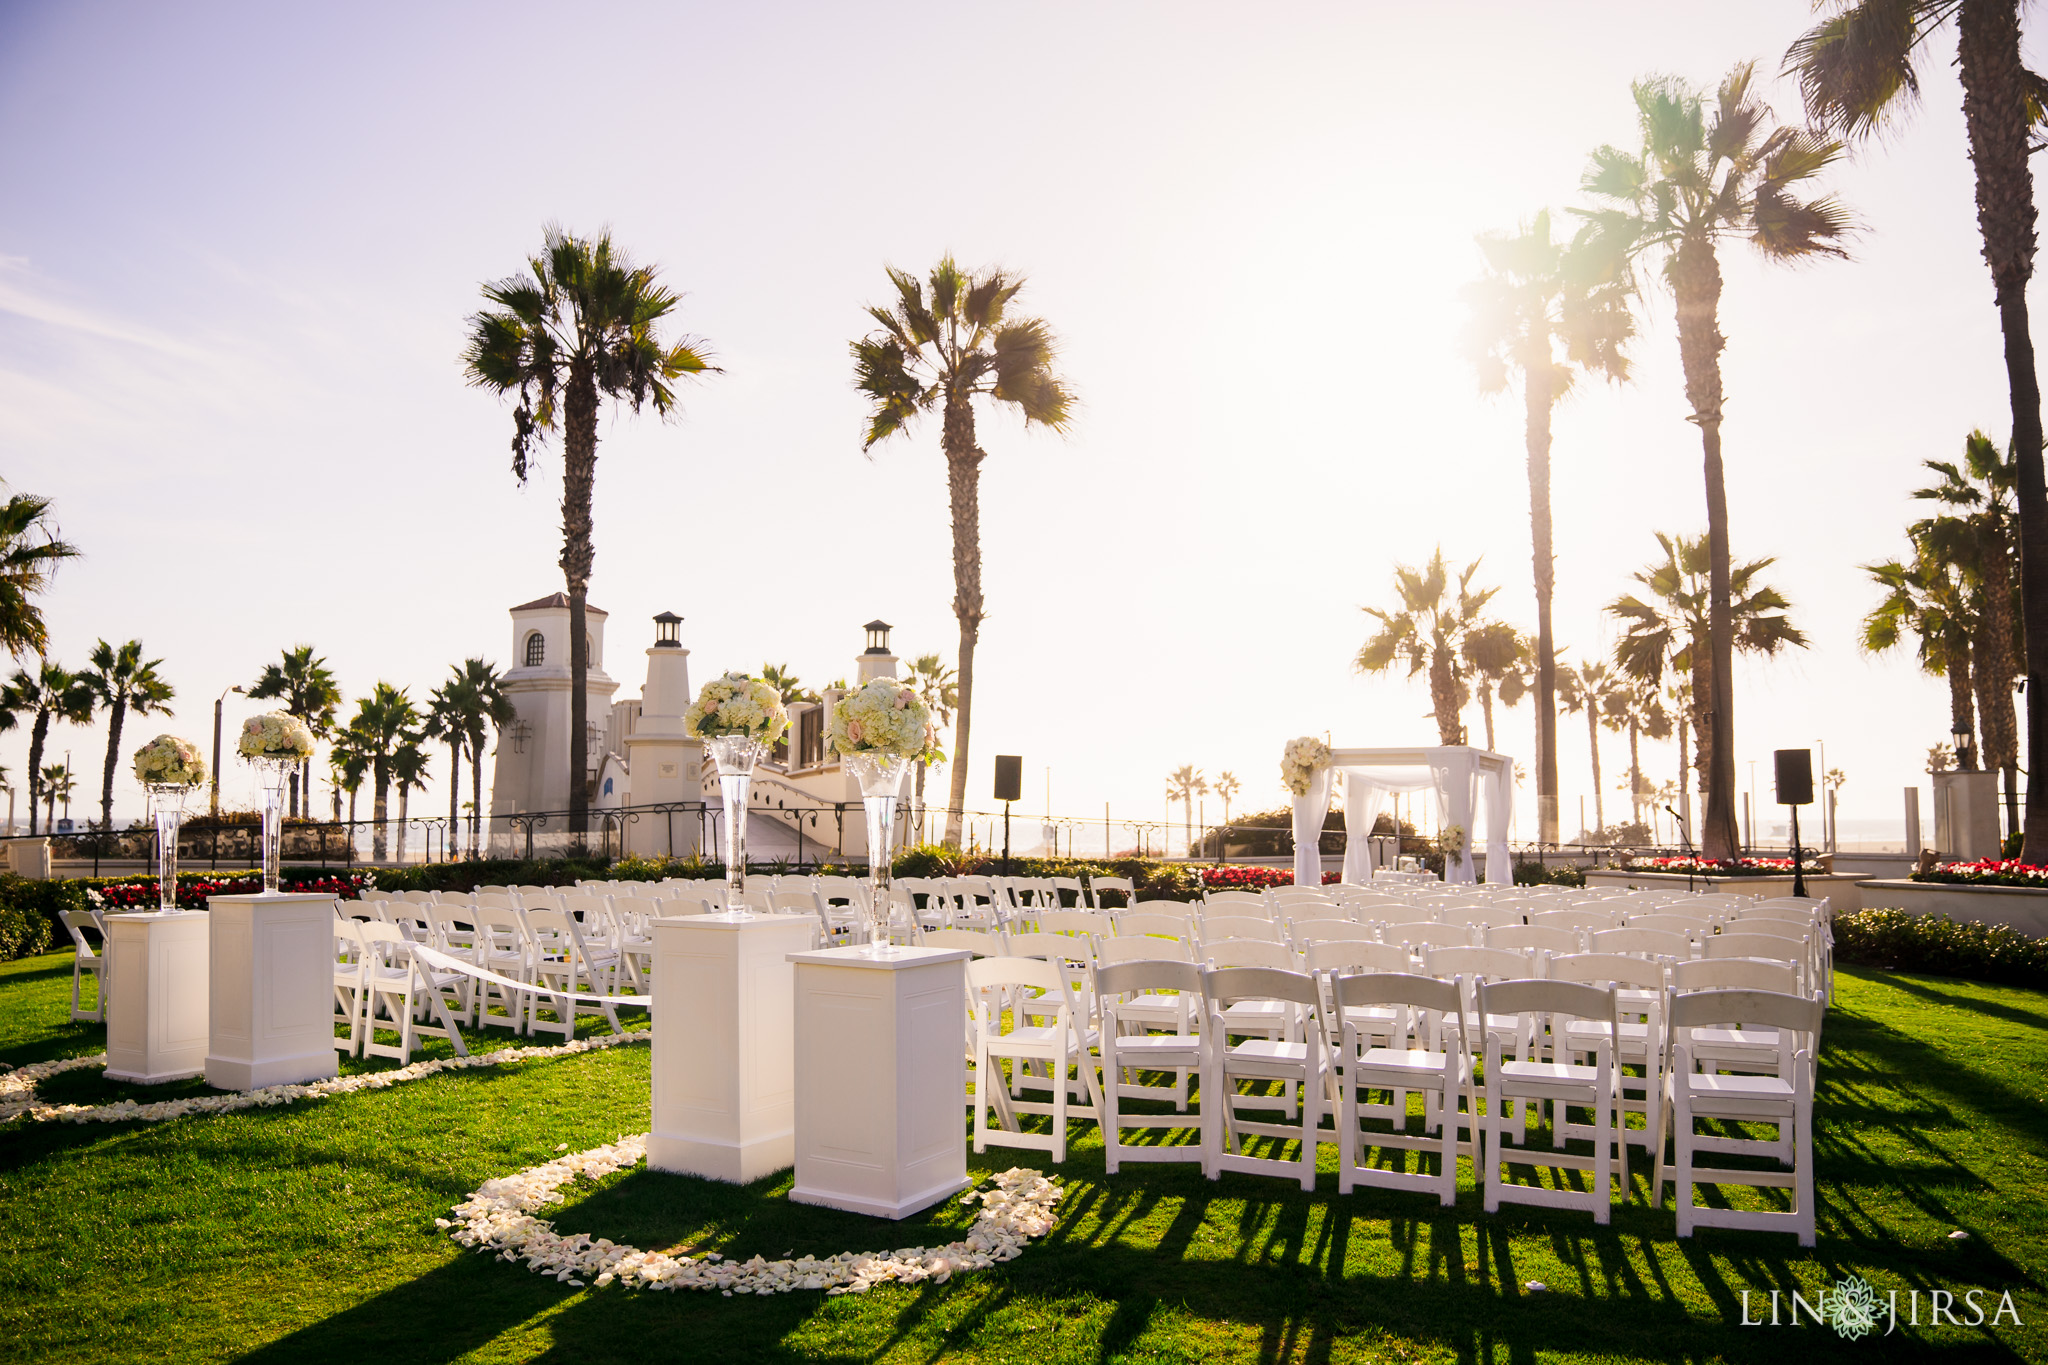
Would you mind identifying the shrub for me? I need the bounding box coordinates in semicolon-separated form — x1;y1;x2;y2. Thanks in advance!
1833;908;2048;988
1513;860;1588;887
0;900;51;960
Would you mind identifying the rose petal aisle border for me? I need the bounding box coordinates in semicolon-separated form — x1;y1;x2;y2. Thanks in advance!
439;1135;1062;1296
0;1031;649;1126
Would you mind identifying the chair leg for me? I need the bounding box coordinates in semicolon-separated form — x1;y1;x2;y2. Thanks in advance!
1481;1080;1500;1213
1438;1082;1458;1207
1051;1049;1069;1164
972;1036;990;1154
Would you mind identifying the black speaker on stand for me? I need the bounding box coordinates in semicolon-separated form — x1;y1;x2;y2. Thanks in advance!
1774;748;1813;898
994;756;1022;876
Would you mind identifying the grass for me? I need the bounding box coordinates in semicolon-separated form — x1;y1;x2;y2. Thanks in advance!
1;953;2044;1363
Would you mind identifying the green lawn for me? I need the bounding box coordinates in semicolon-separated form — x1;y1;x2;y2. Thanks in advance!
1;951;2042;1363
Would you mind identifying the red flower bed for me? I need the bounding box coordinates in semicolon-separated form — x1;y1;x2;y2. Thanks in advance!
1196;865;1343;889
1623;856;1819;877
89;872;369;911
1914;858;2048;887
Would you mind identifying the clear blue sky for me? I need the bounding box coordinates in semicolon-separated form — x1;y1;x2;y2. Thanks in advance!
0;2;2032;844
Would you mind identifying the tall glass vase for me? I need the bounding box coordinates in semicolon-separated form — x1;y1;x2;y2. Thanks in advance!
847;752;908;955
256;758;291;893
149;785;188;913
705;735;765;913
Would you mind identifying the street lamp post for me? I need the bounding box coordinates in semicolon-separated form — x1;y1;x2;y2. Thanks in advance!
211;684;244;816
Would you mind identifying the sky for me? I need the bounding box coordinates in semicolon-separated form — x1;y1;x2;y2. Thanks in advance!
0;2;2034;850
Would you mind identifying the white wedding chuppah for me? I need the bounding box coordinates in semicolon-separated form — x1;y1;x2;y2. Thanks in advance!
1290;746;1514;886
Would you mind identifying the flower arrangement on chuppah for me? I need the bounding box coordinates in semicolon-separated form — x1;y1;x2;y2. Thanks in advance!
133;735;208;912
237;712;316;762
683;672;791;745
1279;736;1333;795
829;678;933;953
133;734;206;789
1438;824;1467;860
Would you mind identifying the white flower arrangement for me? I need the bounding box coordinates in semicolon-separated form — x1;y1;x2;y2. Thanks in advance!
1279;736;1333;796
132;734;206;788
0;1031;647;1127
1439;824;1467;859
440;1145;1061;1295
683;672;790;745
238;711;315;762
828;677;931;759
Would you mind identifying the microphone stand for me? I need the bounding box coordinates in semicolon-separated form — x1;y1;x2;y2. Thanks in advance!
1789;801;1808;899
1666;805;1696;893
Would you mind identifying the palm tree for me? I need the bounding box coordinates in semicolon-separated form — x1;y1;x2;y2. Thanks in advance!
0;765;13;835
1789;2;2048;858
1165;765;1207;857
3;660;94;834
0;490;81;659
1214;771;1241;832
40;762;74;830
1607;679;1673;829
454;658;514;858
1559;661;1628;838
1356;548;1502;745
760;663;812;706
329;733;368;827
247;645;343;819
423;676;472;851
1910;432;2022;830
1577;62;1852;857
1463;209;1635;841
1667;681;1696;830
1608;532;1808;817
1863;551;1981;766
903;652;958;839
1460;622;1532;754
853;257;1074;846
391;739;431;864
82;639;173;831
464;226;718;842
347;683;419;861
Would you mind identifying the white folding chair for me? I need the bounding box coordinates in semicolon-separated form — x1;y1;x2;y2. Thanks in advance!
1382;921;1474;951
1202;890;1269;915
356;921;469;1062
1487;923;1582;957
1659;988;1823;1246
1115;908;1195;938
1331;971;1474;1205
968;955;1102;1163
1477;978;1624;1224
523;907;622;1039
1590;926;1693;962
332;917;369;1057
1547;953;1669;1184
1096;959;1209;1173
1201;914;1283;944
1200;965;1331;1190
59;910;108;1022
1088;875;1137;910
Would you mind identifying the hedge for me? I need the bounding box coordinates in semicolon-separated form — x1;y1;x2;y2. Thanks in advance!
1832;908;2048;989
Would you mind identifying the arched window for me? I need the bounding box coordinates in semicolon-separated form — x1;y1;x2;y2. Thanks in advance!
586;634;595;665
524;631;546;667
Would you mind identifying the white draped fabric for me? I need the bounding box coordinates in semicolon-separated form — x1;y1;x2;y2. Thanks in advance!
1289;746;1513;887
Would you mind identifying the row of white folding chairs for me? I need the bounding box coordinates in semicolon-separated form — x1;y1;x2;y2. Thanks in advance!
970;953;1823;1243
331;917;470;1062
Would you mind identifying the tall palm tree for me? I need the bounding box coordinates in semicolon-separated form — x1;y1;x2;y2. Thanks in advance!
2;660;94;834
1463;209;1635;841
1558;661;1628;837
1356;548;1502;745
247;646;342;819
40;762;74;830
1910;432;2022;829
1863;550;1981;765
853;257;1074;846
1577;62;1852;857
423;676;471;851
0;490;81;659
454;657;515;858
1165;765;1207;857
1214;771;1241;831
347;683;419;861
904;652;958;839
82;639;174;831
329;733;368;827
464;226;718;841
1789;1;2048;858
1607;678;1673;829
1608;532;1808;816
1460;622;1532;754
391;739;431;864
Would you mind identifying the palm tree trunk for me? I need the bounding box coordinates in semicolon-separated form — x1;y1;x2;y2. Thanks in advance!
1975;514;2021;832
562;357;599;843
1675;711;1690;836
397;786;409;863
448;739;462;855
26;711;48;836
941;393;985;848
1586;706;1604;835
1429;645;1461;745
914;760;927;845
1627;718;1642;827
1671;237;1741;859
373;757;390;861
1955;0;2048;857
1950;639;1979;769
99;698;127;830
1479;681;1497;752
472;745;485;858
1525;365;1561;843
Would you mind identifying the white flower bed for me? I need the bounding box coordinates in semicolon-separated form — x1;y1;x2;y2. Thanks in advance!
0;1031;647;1126
440;1137;1061;1296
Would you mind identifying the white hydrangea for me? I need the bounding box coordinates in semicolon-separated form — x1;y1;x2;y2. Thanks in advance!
827;678;931;760
1278;736;1333;795
238;712;316;762
683;673;790;744
132;734;206;788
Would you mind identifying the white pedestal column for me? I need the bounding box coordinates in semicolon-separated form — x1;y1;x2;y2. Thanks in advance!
648;912;817;1183
105;911;211;1084
204;893;341;1091
787;944;971;1220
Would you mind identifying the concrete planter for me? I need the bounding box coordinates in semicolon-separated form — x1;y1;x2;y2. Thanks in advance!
1852;879;2048;937
1582;869;1868;910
